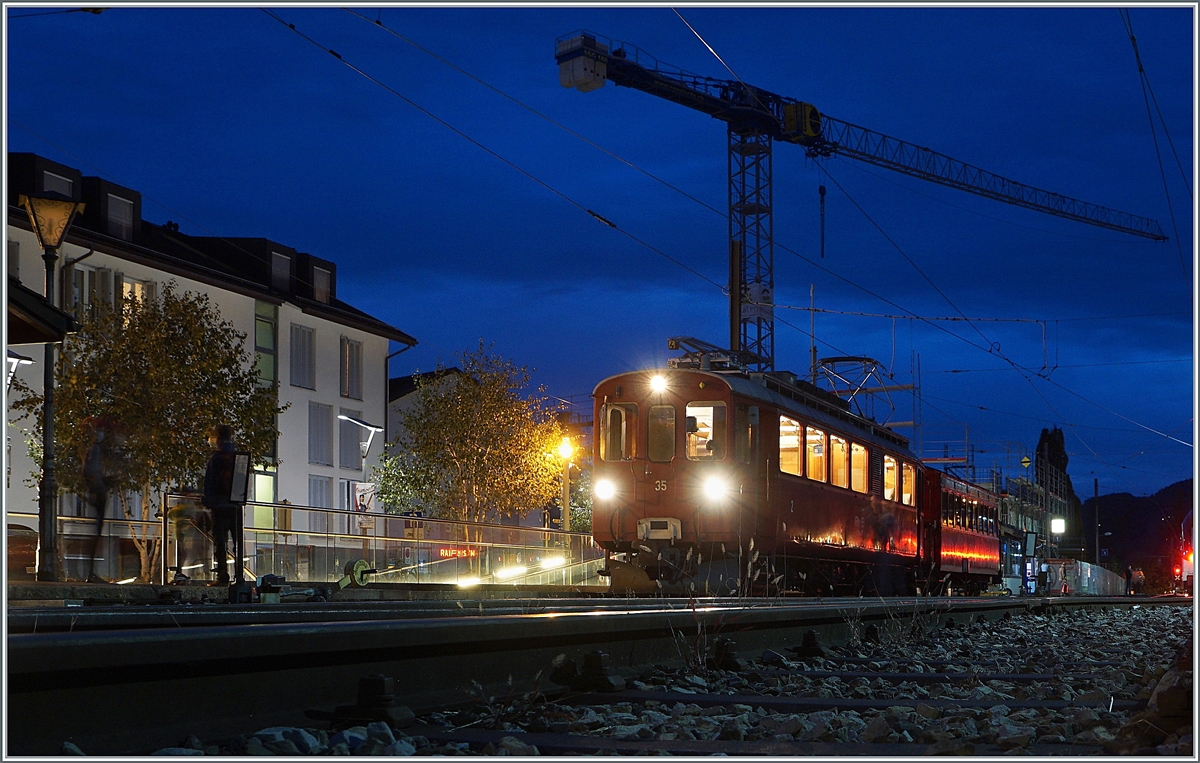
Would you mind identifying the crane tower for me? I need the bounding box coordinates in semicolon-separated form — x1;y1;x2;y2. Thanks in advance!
556;31;1166;372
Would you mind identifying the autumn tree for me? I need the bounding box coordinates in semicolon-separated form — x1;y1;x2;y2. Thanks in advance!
10;283;285;581
372;342;564;525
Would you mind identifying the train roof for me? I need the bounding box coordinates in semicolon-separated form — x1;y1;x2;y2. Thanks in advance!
594;367;914;456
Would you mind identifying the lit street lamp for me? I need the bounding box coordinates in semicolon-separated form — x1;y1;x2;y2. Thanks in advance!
1050;516;1066;558
20;192;84;582
338;414;384;460
6;350;34;391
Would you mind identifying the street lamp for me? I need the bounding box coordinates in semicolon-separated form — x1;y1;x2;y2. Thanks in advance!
6;350;34;391
558;436;573;530
20;192;85;582
338;415;384;460
1050;517;1066;558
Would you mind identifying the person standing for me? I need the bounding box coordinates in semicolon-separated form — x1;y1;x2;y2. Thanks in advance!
202;424;240;586
1124;565;1134;596
82;421;114;584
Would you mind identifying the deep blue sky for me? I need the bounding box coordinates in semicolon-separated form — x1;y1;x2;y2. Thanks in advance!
5;5;1194;500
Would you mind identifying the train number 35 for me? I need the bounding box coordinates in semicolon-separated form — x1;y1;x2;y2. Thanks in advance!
654;480;668;492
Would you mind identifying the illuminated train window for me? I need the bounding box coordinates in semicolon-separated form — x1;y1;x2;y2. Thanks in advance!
851;443;868;493
806;427;827;482
685;402;726;460
600;404;635;461
883;455;898;501
779;415;802;475
829;435;849;488
648;405;676;462
901;462;916;506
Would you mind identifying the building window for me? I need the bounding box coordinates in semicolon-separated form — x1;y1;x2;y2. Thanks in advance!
43;171;73;197
829;435;849;488
778;415;802;476
7;240;18;280
313;267;331;304
66;265;114;317
850;443;868;493
120;275;156;305
290;324;316;389
107;194;135;240
648;404;675;462
883;455;898;502
340;336;362;400
254;302;277;388
340;407;363;470
308;475;332;532
272;252;291;291
806;427;826;483
308;401;332;466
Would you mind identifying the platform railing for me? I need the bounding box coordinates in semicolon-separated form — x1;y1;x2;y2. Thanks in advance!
160;494;605;587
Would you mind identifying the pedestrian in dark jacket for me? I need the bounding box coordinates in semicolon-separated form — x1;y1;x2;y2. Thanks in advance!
202;424;240;586
1124;565;1134;596
82;422;114;584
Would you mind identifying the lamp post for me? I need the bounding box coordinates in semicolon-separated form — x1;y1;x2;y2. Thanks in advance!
338;415;384;562
20;192;84;582
338;414;384;462
557;437;573;531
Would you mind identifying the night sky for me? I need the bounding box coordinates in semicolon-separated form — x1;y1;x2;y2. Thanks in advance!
5;5;1194;500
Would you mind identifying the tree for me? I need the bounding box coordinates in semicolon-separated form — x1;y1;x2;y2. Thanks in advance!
10;283;286;581
372;342;564;525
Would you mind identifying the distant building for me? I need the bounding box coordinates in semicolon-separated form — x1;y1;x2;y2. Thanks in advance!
6;153;416;580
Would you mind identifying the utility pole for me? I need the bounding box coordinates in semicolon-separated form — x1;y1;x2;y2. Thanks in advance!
1094;477;1100;566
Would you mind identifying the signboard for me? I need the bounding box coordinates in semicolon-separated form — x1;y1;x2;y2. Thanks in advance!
1024;532;1038;557
354;482;377;512
230;452;251;504
1020;456;1032;468
439;547;478;559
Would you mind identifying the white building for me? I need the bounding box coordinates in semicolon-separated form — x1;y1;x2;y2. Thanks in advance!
5;153;416;580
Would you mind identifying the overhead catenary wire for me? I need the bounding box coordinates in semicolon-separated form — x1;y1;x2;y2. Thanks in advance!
1118;7;1191;286
334;10;1189;457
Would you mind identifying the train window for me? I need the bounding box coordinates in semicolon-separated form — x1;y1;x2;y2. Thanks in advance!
850;443;868;493
685;402;726;460
806;427;827;482
648;405;676;462
600;404;635;461
901;462;916;506
829;435;849;488
734;405;757;464
883;455;898;501
779;415;802;475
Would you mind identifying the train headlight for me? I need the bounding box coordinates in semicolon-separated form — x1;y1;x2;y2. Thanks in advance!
703;477;728;501
594;479;616;500
650;375;667;393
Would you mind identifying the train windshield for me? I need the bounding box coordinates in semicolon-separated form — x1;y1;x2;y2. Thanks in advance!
685;402;726;460
648;405;676;462
600;404;635;461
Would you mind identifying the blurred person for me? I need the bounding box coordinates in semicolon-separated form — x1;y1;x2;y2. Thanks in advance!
202;424;240;586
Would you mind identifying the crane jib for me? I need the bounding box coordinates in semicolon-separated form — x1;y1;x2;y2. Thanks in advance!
556;30;1166;243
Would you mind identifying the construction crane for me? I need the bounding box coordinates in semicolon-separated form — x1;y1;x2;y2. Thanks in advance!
555;31;1167;372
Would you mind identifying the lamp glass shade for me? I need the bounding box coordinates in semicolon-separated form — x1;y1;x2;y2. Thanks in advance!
20;194;84;250
1050;517;1066;535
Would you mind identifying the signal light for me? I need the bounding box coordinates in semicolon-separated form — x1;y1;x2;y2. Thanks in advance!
1188;551;1194;563
1175;566;1182;576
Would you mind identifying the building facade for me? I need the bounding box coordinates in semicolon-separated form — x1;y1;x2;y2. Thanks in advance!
6;153;415;580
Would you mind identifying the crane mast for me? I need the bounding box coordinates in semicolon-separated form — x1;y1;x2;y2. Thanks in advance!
555;31;1166;373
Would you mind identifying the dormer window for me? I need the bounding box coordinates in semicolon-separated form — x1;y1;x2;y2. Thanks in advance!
271;252;290;291
313;266;331;304
107;194;135;240
43;171;73;197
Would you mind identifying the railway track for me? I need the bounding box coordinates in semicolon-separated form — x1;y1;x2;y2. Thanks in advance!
6;595;1191;755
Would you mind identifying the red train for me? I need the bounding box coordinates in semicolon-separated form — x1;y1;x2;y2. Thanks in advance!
590;366;1001;595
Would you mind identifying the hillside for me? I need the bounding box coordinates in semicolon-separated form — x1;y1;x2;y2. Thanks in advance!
1080;479;1194;589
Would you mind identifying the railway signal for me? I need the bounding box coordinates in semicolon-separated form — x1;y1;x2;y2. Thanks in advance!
556;31;1167;372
